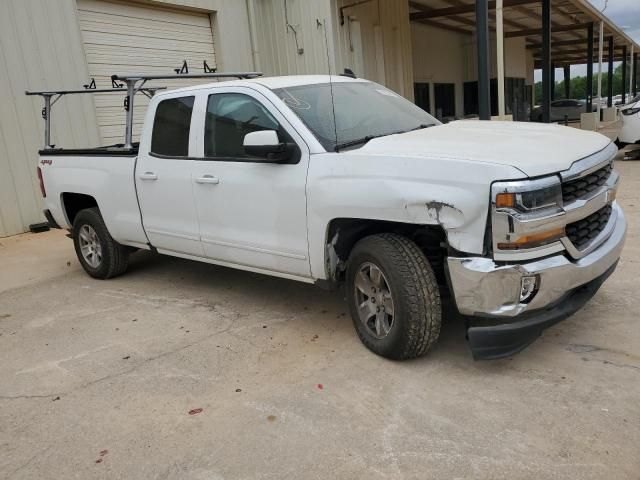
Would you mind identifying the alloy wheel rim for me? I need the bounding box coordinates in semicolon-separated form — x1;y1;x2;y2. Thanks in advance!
354;262;395;339
79;224;102;268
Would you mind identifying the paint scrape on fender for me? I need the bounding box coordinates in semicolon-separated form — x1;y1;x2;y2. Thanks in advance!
425;201;465;228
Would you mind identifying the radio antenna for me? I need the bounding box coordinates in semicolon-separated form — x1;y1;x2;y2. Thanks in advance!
321;19;339;151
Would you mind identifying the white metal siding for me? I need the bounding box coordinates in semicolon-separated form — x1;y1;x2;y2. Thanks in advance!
253;0;334;78
77;0;217;145
0;0;100;237
252;0;413;99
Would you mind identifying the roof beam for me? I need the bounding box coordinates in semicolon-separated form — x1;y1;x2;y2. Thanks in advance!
436;0;524;31
504;22;590;38
534;57;624;68
533;47;624;57
409;1;482;31
528;39;587;49
512;5;584;41
527;41;625;55
409;0;539;21
564;0;638;49
526;38;607;49
412;19;474;36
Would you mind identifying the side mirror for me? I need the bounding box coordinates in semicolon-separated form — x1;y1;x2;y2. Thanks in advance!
243;130;288;160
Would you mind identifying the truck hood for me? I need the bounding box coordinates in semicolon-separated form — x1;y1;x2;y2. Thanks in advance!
357;120;612;177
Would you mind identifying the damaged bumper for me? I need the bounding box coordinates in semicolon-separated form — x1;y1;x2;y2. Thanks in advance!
446;203;626;360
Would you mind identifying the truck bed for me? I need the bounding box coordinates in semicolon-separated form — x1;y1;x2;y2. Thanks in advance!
38;149;149;249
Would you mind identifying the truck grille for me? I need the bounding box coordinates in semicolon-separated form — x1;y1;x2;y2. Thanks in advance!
562;163;612;203
566;205;612;250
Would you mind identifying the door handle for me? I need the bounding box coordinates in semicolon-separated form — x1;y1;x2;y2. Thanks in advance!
139;172;158;181
195;175;220;185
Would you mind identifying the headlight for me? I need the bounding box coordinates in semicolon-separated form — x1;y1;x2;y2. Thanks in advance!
493;176;563;214
491;176;565;252
622;107;640;116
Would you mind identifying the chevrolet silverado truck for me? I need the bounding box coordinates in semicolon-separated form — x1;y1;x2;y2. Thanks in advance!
35;75;626;360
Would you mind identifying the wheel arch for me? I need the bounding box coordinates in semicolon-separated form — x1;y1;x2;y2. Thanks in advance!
323;218;448;287
61;192;99;227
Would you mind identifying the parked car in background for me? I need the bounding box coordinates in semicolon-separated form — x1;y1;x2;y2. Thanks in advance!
618;99;640;145
531;99;596;123
621;94;640;107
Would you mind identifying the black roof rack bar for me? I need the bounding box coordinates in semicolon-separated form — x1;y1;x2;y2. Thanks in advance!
112;72;262;149
25;87;164;96
111;72;262;81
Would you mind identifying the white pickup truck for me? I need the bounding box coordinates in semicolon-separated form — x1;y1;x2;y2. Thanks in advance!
35;74;626;360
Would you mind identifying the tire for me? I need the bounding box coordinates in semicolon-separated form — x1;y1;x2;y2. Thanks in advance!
346;233;441;360
72;207;129;279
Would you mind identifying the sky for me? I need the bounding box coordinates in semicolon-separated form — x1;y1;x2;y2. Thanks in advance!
533;0;640;81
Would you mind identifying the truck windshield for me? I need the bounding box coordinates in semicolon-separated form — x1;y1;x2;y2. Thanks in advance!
273;81;439;152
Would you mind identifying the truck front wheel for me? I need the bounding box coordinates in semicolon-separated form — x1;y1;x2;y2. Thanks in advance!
346;233;441;360
72;207;129;279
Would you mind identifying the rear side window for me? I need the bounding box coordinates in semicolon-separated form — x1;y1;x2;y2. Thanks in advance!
151;96;194;156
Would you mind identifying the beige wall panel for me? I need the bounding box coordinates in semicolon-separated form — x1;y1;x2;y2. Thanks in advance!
253;0;334;78
411;23;468;118
0;0;99;237
377;0;413;99
252;0;413;98
332;0;413;98
412;23;530;118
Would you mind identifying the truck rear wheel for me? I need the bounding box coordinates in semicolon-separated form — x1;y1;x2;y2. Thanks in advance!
346;233;441;360
72;207;129;279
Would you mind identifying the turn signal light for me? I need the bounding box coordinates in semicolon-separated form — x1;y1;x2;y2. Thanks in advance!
495;192;515;208
497;227;565;250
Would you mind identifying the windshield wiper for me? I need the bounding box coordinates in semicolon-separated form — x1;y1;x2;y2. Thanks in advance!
409;123;435;131
334;134;383;152
333;124;436;152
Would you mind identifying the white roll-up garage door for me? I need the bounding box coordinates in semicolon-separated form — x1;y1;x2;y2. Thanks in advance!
77;0;216;145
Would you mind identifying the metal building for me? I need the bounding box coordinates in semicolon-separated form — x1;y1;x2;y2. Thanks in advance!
1;0;637;237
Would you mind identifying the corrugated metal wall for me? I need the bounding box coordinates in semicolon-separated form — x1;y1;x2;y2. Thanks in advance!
253;0;335;77
0;0;254;238
252;0;413;99
0;0;100;237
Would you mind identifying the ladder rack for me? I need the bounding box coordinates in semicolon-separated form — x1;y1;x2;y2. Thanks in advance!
25;86;165;150
111;71;262;149
26;69;263;150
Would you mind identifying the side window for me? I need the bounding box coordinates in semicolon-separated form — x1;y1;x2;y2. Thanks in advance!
205;93;280;158
151;96;194;156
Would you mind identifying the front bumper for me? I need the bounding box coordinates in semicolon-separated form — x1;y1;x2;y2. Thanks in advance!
620;112;640;144
446;203;626;359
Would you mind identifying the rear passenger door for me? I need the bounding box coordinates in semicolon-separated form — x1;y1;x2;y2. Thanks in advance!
136;93;204;257
189;88;311;278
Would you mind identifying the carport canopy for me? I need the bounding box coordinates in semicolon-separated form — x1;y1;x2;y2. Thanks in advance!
408;0;640;120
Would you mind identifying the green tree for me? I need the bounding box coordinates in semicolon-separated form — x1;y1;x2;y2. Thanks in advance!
534;64;632;104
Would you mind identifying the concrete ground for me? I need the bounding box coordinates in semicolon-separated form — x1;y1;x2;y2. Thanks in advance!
1;149;639;480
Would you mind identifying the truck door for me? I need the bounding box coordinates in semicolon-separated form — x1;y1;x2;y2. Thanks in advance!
135;94;204;257
189;88;311;278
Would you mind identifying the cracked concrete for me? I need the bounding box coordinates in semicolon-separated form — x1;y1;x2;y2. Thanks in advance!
1;148;639;479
